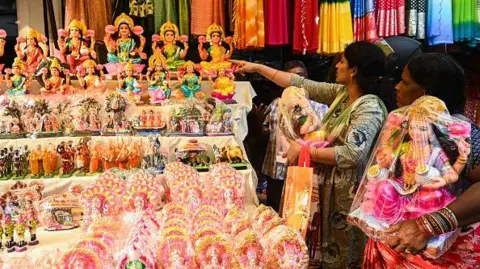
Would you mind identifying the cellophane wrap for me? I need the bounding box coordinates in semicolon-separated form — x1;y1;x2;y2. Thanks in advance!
348;96;471;258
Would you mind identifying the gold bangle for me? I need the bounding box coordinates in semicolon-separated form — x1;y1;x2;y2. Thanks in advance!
456;158;468;164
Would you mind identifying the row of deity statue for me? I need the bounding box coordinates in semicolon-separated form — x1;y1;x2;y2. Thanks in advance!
0;14;233;77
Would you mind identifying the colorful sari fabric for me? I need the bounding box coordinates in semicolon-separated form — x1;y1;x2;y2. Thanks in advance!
264;0;290;45
293;0;319;54
65;0;112;40
375;0;406;37
233;0;265;49
427;0;453;45
153;0;177;33
452;0;480;46
406;0;426;39
191;0;225;35
363;224;480;269
318;0;354;54
351;0;378;42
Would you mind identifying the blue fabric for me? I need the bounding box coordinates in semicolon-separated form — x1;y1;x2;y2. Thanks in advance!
427;0;454;45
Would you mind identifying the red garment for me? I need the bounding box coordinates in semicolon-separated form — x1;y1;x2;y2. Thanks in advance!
293;0;319;54
264;0;290;45
375;0;406;37
363;224;480;269
354;12;378;42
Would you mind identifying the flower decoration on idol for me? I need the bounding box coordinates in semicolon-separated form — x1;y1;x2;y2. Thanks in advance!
56;19;96;72
157;235;194;269
198;23;234;75
75;238;111;262
81;185;120;229
212;172;246;214
77;59;106;92
39;57;72;95
150;21;189;71
61;248;102;269
234;230;265;269
178;179;205;211
15;28;48;74
265;226;309;269
104;13;146;75
5;57;28;97
117;234;157;269
195;235;233;269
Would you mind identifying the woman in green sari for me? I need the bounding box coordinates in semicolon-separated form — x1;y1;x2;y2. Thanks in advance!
231;42;396;268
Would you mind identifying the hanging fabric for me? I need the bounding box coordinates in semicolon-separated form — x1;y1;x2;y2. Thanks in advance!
154;0;178;34
177;0;190;35
351;0;378;41
293;0;319;54
191;0;226;36
375;0;406;37
317;0;354;54
129;0;155;39
427;0;453;45
405;0;426;39
233;0;265;49
65;0;112;40
264;0;290;45
452;0;480;46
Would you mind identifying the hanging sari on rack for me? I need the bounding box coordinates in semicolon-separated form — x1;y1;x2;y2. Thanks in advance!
406;0;426;39
233;0;265;49
191;0;225;36
293;0;319;54
153;0;177;33
375;0;406;37
452;0;480;46
264;0;290;45
427;0;453;45
351;0;378;42
65;0;112;40
318;0;354;54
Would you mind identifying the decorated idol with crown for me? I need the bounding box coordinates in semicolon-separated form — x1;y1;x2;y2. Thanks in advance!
15;28;48;74
150;21;189;72
5;58;28;97
177;61;205;100
117;62;143;104
77;59;106;92
209;68;236;103
104;13;146;75
40;58;72;95
198;23;234;75
146;58;171;103
57;19;96;72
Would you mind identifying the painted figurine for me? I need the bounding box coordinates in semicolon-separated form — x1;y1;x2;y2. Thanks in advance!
57;19;96;72
5;58;28;97
77;59;106;92
58;141;75;177
117;62;142;103
14;28;48;74
210;68;236;103
89;141;102;173
29;145;42;177
178;61;205;99
146;59;171;103
24;193;39;245
150;21;188;71
198;23;234;74
104;13;146;75
104;92;130;134
40;58;71;95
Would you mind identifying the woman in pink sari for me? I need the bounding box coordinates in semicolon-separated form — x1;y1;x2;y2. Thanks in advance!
363;53;480;268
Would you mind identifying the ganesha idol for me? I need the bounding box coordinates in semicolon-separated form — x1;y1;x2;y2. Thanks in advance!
15;28;48;75
56;19;96;72
198;23;234;76
0;29;7;72
348;97;471;253
104;13;146;75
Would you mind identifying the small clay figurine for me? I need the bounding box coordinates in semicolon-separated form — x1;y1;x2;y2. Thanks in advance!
146;60;171;103
57;19;96;72
5;58;28;97
198;23;234;74
209;68;236;103
24;193;39;245
117;62;143;103
177;61;204;99
150;21;188;71
78;59;106;92
29;145;42;178
15;28;48;74
40;58;71;95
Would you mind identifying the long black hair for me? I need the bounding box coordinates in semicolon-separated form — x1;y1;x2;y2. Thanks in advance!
344;41;397;112
407;53;466;115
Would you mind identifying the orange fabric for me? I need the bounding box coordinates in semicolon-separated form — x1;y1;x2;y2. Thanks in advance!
65;0;112;40
233;0;265;49
191;0;225;35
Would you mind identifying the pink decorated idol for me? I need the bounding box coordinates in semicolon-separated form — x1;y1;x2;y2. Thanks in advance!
57;19;96;72
157;235;194;269
234;230;265;269
15;28;48;74
195;235;232;269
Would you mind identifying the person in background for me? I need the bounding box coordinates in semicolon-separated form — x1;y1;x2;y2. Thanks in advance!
232;41;396;268
261;60;328;213
363;53;480;268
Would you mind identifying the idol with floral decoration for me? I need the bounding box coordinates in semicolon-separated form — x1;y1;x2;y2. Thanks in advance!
175;139;211;171
81;184;119;229
14;28;48;74
39;192;83;231
117;61;143;104
265;225;309;269
198;23;234;75
30;99;62;138
75;238;112;264
206;101;233;136
72;98;102;136
157;235;194;269
57;19;96;72
103;92;132;135
209;68;236;103
150;21;189;72
61;248;102;269
104;13;146;75
146;59;171;103
213;173;245;213
348;96;471;258
195;235;232;269
175;61;205;100
39;57;72;95
178;179;205;211
77;59;106;93
234;230;265;269
123;183;160;228
5;58;28;97
0;29;7;72
168;102;204;136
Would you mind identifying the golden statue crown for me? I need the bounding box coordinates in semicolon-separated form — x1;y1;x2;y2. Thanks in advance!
206;23;225;42
68;19;87;35
83;59;97;69
124;61;134;71
183;61;195;68
159;21;179;41
114;13;134;30
50;58;62;71
26;28;41;40
12;57;25;71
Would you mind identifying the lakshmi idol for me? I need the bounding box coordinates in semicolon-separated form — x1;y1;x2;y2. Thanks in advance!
198;23;234;74
150;21;189;71
57;19;96;72
104;13;146;75
77;59;106;92
5;58;28;97
15;28;48;74
40;58;71;95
